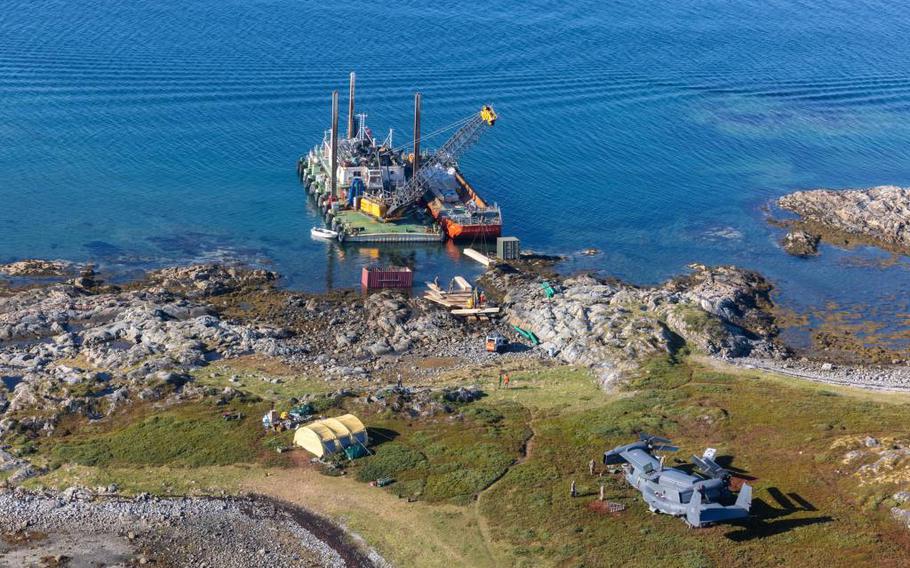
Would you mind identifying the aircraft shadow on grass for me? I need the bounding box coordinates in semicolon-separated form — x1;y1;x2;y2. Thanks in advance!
724;487;830;542
665;455;829;540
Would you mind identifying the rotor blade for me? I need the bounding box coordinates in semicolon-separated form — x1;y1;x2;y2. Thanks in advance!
652;444;679;452
638;432;672;445
692;455;728;478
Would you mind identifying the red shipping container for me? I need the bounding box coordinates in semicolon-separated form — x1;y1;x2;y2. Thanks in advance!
361;266;414;290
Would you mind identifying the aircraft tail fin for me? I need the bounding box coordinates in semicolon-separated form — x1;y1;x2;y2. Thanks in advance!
735;483;752;512
686;489;704;527
688;485;753;528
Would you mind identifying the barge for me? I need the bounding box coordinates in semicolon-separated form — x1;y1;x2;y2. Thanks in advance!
424;165;502;240
297;72;499;244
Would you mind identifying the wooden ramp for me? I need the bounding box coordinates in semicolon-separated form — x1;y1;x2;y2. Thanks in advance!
463;248;494;267
423;276;499;320
453;276;472;290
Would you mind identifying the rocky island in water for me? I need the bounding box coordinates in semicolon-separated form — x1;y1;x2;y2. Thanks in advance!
777;185;910;257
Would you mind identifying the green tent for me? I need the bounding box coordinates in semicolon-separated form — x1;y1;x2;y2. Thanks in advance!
344;444;369;460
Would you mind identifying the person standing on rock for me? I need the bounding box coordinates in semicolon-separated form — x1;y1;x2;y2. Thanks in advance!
571;480;577;498
396;372;403;389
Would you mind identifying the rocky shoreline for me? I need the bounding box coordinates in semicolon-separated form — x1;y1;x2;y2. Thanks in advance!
777;185;910;256
2;256;910;563
728;356;910;392
1;256;907;441
0;488;381;567
0;261;538;483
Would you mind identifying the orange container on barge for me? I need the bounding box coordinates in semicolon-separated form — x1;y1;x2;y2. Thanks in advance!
424;165;502;240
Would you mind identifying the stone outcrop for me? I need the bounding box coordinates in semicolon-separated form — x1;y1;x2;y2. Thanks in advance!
493;264;782;388
778;186;910;254
0;266;296;437
0;263;517;441
357;384;485;418
832;435;910;532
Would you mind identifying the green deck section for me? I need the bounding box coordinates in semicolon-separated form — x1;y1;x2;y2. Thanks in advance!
334;210;443;242
335;210;428;234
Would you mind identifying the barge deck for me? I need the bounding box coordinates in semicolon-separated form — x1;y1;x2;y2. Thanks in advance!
333;210;443;243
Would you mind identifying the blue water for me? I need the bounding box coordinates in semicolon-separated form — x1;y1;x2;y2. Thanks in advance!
2;1;909;320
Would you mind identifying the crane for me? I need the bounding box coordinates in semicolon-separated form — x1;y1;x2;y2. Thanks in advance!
378;105;497;219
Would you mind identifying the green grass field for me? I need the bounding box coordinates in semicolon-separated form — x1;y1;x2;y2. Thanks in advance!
21;356;910;567
348;400;531;505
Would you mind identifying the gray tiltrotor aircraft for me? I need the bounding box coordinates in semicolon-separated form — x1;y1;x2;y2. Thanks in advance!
604;434;752;528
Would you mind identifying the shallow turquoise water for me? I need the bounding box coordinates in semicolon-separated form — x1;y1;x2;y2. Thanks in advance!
1;0;909;322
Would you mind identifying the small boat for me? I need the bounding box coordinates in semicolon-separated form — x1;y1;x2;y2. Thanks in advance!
310;227;339;240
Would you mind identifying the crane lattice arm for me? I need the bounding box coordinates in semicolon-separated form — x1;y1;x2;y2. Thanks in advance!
383;105;497;218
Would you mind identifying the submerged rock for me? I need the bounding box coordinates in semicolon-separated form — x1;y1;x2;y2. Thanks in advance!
146;264;277;297
781;230;821;257
0;259;77;277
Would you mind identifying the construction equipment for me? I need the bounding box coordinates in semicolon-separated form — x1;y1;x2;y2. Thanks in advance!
512;325;540;345
541;281;557;298
377;105;497;220
485;332;508;353
301;75;501;242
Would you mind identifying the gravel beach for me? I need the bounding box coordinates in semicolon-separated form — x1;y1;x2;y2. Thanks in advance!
0;488;382;567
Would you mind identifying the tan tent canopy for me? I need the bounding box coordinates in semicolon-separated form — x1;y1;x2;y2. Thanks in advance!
293;413;368;458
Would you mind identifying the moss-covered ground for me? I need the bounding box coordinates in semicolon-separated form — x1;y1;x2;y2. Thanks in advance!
476;359;910;567
20;356;910;567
